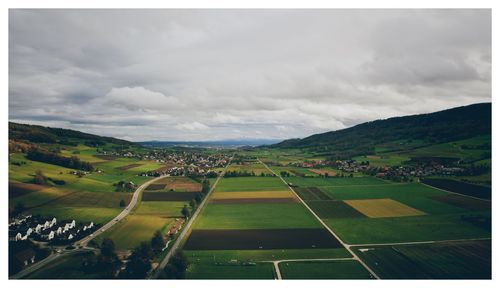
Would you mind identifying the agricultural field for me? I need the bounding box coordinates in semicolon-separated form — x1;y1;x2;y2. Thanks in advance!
98;176;197;250
182;161;355;279
23;250;101;279
279;260;374;279
354;240;491;279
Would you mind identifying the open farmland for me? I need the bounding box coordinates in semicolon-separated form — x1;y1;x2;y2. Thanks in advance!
344;199;426;218
354;240;491;279
279;260;373;279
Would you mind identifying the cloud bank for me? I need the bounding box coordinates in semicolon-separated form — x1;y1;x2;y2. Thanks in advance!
9;9;491;141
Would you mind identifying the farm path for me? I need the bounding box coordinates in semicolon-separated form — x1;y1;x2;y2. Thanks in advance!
152;155;234;279
266;257;356;280
76;174;170;247
348;237;492;248
258;160;381;280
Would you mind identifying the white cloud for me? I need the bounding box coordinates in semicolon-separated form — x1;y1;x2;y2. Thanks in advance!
175;121;209;131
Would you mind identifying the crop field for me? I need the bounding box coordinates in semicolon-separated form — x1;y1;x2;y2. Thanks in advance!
279;260;373;279
135;201;184;217
430;194;491;211
9;182;45;198
421;178;491;200
306;201;366;218
287;176;387;187
23;251;101;279
354;240;491;279
215;177;286;192
97;214;174;250
295;187;332;200
146;176;201;192
187;262;276;279
211;190;295;199
29;206;123;224
184;228;342;250
142;191;200;201
344;199;426;218
193;203;322;229
308;168;339;176
227;163;269;174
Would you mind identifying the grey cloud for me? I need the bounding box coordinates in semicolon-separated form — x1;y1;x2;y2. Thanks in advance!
9;9;491;141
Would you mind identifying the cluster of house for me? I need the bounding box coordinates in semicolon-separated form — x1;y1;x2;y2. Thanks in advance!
9;215;96;244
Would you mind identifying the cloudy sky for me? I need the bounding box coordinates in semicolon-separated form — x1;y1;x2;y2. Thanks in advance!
9;9;491;141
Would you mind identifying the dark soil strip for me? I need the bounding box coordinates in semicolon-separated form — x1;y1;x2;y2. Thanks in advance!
430;195;491;211
422;178;491;200
184;228;342;250
211;198;298;204
142;191;200;201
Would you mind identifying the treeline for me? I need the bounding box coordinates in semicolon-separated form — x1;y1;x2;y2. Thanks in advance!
26;148;94;171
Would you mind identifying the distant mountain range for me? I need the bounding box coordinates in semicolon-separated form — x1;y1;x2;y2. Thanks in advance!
271;103;491;157
139;139;282;149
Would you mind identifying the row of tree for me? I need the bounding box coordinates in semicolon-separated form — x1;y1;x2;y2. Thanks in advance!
26;148;94;171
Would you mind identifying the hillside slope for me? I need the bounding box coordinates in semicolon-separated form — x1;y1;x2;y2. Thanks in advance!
271;103;491;156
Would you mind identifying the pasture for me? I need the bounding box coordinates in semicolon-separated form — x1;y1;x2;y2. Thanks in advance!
279;260;373;279
187;262;276;279
211;191;294;199
306;201;366;218
193;203;322;229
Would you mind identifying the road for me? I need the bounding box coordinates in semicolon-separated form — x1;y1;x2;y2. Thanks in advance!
11;175;168;279
76;175;169;247
151;156;233;278
11;247;98;279
258;159;381;279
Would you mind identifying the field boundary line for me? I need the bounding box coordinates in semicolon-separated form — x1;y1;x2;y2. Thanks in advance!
152;155;234;279
259;159;380;280
349;237;492;248
420;182;491;202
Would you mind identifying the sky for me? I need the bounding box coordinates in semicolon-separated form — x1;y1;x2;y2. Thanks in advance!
9;9;491;141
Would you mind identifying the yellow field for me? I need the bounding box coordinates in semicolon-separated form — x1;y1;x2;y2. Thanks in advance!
211;190;295;199
344;198;426;218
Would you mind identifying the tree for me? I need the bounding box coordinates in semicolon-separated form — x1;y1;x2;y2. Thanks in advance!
161;252;189;279
33;169;47;185
119;199;126;207
181;205;191;219
201;179;210;194
151;230;165;253
101;238;116;258
120;241;153;279
189;199;197;210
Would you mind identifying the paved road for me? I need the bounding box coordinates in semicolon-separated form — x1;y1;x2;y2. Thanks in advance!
76;175;169;247
11;175;167;279
258;159;381;279
151;156;233;279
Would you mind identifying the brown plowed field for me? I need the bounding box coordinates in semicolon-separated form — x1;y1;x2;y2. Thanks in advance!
9;182;46;198
142;192;200;201
184;228;342;250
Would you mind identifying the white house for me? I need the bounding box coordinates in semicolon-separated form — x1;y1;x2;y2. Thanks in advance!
15;232;22;241
43;221;51;230
26;228;33;237
47;231;55;240
88;222;94;229
34;224;43;234
68;234;74;240
50;218;57;226
56;227;63;235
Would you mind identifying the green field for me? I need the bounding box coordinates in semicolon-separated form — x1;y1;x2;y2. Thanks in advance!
215;177;286;192
187;262;276;279
193;203;322;229
354;240;491;279
279;260;373;279
23;251;101;279
287;176;387;187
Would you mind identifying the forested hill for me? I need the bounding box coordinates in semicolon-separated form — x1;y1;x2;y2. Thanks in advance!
9;122;135;147
271;103;491;155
